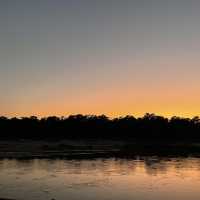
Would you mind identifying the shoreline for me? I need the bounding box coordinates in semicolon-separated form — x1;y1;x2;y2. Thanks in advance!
1;140;200;159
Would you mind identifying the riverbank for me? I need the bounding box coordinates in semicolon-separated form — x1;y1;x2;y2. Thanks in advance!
1;140;200;159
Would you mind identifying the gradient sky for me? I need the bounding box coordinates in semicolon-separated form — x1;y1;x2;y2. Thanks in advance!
1;0;200;117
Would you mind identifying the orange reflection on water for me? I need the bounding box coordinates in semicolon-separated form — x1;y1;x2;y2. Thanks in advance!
0;158;200;199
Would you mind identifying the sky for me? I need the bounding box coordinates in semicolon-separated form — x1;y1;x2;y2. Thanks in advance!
1;0;200;118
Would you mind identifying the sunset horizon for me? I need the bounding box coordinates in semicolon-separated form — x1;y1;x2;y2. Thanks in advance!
1;1;200;200
1;1;200;120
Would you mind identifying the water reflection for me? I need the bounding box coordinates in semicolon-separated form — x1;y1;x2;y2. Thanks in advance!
0;157;200;200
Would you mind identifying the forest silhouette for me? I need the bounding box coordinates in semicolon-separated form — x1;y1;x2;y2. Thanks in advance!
1;113;200;141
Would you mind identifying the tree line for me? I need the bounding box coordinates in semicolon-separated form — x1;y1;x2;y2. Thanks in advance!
0;113;200;141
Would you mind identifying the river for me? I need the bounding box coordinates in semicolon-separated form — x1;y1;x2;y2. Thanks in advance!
0;157;200;200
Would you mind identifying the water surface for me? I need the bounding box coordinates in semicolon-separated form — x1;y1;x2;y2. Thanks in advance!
0;157;200;200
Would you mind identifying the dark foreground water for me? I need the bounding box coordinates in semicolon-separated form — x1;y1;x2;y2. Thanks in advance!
0;157;200;200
